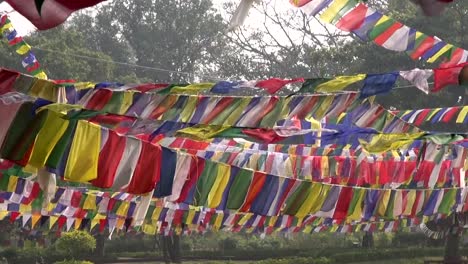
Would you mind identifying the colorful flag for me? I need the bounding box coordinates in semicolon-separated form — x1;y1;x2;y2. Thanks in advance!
6;0;107;30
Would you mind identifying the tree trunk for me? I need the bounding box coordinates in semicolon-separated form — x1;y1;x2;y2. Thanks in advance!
444;226;462;264
362;231;374;248
94;233;106;257
161;235;170;264
161;235;182;263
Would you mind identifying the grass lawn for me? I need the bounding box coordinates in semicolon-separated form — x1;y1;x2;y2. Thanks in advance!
349;259;425;264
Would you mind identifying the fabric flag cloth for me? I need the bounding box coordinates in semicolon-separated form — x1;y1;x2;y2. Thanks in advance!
399;69;433;94
255;78;304;94
433;63;468;92
229;0;258;30
6;0;107;30
291;0;333;16
335;3;368;31
0;69;19;95
315;75;366;93
359;72;399;98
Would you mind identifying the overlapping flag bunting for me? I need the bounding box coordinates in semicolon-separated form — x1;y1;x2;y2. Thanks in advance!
392;106;468;125
290;0;468;67
0;162;467;236
0;91;466;231
0;53;467;236
0;15;47;80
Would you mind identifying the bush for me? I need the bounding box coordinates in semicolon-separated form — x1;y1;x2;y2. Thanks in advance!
54;261;94;264
332;247;445;263
256;257;333;264
55;231;96;260
0;247;45;264
219;237;238;251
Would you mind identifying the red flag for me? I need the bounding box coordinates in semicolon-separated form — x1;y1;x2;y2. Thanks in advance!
6;0;107;30
289;0;312;7
255;78;304;94
433;62;468;92
0;69;19;95
336;4;368;32
439;47;464;68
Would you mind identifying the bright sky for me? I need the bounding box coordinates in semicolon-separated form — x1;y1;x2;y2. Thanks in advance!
0;2;36;35
0;1;304;36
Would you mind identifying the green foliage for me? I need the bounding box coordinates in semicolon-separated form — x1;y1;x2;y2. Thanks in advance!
105;235;154;253
0;247;45;264
55;231;96;260
54;261;94;264
332;247;445;263
255;257;333;264
220;237;239;251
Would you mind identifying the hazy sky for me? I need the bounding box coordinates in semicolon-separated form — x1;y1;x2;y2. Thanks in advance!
0;0;296;36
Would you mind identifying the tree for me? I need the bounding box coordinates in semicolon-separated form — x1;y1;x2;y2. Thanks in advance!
55;231;96;260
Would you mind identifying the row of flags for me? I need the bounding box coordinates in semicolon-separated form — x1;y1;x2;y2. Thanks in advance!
0;168;463;236
291;0;465;67
0;15;47;79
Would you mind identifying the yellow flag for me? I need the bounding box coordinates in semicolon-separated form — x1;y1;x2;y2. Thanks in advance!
320;0;354;23
170;83;214;94
29;79;57;102
377;190;391;216
0;211;8;220
49;216;59;229
64;121;101;182
359;132;425;153
143;223;157;235
456;106;468;123
207;164;230;208
152;207;163;220
314;95;334;120
427;108;442;120
0;23;13;34
296;183;322;218
40;103;83;114
34;71;48;80
315;74;366;93
347;189;366;221
305;116;322;130
179;96;198;122
427;44;453;63
19;204;31;213
90;219;100;231
74;218;83;230
28;111;69;168
238;214;252;225
119;92;135;115
16;43;31;55
176;125;229;140
185;210;196;225
83;195;97;210
303;225;313;233
7;176;18;193
213;213;224;231
116;202;130;217
269;216;278;227
75;82;96;90
310;184;331;213
321;156;329;178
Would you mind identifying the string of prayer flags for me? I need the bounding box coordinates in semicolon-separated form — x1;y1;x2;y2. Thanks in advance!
393;106;468;125
290;1;467;66
0;15;48;80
